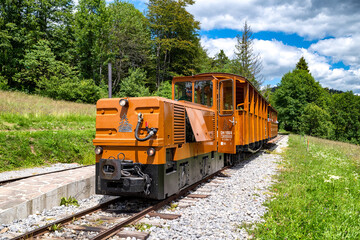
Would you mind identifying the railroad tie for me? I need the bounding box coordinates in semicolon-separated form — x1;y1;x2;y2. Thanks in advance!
117;230;149;240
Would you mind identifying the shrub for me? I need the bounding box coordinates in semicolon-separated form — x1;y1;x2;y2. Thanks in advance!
13;39;101;103
300;103;334;138
0;75;8;90
154;81;172;99
42;77;101;104
117;68;151;97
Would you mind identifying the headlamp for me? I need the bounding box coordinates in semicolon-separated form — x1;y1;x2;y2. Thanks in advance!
95;146;103;155
147;147;156;156
119;99;129;107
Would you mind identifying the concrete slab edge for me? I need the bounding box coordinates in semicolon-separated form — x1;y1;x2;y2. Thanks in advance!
0;176;95;225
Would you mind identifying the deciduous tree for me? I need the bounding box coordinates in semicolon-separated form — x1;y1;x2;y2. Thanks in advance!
300;102;334;138
107;1;152;92
329;92;360;144
0;0;75;89
75;0;108;83
154;81;172;99
147;0;200;88
272;68;326;132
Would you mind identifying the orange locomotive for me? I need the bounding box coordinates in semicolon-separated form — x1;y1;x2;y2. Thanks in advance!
93;73;278;199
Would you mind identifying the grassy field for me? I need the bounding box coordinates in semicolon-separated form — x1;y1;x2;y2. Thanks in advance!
250;135;360;239
0;90;96;171
0;90;95;130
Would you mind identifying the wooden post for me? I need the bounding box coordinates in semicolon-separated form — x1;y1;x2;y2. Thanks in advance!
307;139;309;151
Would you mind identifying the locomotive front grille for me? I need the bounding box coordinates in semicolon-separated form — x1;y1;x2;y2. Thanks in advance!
173;104;185;144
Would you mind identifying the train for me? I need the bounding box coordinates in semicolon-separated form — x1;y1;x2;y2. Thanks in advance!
93;73;278;199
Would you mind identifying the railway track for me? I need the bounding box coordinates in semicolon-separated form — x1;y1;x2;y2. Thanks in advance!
12;166;230;240
8;135;285;240
0;164;94;186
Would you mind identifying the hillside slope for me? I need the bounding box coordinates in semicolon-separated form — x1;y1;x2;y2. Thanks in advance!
0;91;96;172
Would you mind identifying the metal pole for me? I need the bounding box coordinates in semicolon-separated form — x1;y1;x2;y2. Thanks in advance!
108;62;112;98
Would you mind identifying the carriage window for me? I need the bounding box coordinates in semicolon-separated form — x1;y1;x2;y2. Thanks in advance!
236;81;245;110
219;79;233;115
194;81;213;107
175;81;192;102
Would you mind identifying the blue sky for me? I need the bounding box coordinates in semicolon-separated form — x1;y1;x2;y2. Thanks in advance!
131;0;360;93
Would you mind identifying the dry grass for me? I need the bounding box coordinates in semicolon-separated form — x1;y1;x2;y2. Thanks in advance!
0;90;95;116
307;135;360;164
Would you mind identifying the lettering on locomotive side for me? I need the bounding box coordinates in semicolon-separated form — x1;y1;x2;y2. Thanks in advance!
220;131;232;138
220;130;233;141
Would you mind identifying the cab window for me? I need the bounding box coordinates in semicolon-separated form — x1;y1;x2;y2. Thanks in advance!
175;81;192;102
194;80;213;107
219;79;233;115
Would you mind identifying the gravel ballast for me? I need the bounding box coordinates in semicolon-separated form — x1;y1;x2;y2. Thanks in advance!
145;136;288;240
0;136;288;240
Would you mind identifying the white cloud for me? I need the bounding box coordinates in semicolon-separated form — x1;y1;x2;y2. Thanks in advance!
310;35;360;68
201;37;237;59
132;0;360;92
253;39;301;80
188;0;360;39
201;37;360;93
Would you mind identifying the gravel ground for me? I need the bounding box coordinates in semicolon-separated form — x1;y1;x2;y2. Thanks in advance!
0;136;288;240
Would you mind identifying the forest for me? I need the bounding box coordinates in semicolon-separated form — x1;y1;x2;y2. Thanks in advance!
1;0;359;144
273;57;360;144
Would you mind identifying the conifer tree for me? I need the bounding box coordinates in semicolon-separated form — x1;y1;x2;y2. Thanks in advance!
296;56;309;72
232;21;263;88
212;49;230;71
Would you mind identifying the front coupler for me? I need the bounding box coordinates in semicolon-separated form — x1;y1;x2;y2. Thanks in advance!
98;157;152;195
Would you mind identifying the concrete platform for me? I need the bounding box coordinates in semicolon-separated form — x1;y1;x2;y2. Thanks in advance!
0;165;95;224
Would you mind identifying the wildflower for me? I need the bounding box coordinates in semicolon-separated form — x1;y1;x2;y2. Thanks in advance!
324;175;342;182
329;175;341;180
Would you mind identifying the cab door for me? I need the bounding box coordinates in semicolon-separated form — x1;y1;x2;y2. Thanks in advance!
218;79;236;154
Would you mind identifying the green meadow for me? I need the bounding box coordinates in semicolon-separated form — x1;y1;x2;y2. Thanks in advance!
250;135;360;239
0;90;96;171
